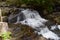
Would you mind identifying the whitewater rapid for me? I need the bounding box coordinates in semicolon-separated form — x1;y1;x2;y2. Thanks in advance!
8;9;60;40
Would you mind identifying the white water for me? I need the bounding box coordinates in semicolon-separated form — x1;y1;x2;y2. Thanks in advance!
58;25;60;30
8;9;60;40
37;27;60;40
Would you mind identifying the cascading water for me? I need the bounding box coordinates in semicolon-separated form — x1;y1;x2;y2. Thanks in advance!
8;8;60;40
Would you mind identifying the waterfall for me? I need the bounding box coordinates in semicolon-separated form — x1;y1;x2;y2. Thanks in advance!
8;8;60;40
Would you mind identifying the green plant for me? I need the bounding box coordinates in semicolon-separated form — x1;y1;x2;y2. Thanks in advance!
1;32;11;40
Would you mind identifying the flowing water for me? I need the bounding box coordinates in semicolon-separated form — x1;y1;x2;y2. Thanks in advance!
8;8;60;40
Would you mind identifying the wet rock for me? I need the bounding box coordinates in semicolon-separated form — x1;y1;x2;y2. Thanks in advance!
8;23;39;40
38;36;47;40
43;11;60;24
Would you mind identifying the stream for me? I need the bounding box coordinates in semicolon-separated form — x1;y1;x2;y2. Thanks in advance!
8;8;60;40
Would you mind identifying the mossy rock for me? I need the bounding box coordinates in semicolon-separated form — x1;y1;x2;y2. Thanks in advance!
43;12;60;24
0;36;2;40
3;16;8;22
